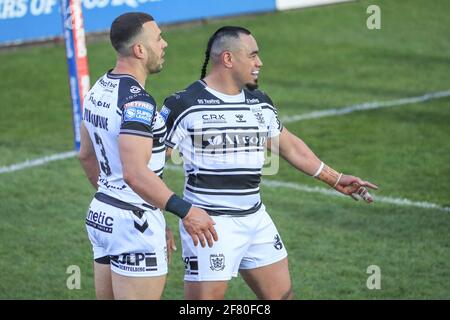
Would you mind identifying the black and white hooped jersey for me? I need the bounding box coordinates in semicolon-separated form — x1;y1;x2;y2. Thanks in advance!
82;71;166;210
162;80;283;216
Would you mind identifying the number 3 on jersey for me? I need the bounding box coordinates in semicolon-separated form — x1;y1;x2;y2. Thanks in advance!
94;132;112;176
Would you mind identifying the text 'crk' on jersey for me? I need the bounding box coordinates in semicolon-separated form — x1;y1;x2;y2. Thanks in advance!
162;80;283;216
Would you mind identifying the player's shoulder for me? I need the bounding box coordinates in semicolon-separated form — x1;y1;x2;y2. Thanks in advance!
162;80;206;119
112;73;157;110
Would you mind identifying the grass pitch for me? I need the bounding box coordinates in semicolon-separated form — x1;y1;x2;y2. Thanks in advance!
0;0;449;299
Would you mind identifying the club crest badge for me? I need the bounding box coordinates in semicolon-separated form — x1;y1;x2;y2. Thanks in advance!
250;106;265;127
210;254;225;271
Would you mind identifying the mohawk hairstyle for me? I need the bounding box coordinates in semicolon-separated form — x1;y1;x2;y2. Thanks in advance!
200;26;251;79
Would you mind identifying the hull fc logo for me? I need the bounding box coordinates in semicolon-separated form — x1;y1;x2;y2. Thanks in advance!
111;253;157;272
251;106;265;126
254;112;265;125
274;234;283;250
210;254;225;271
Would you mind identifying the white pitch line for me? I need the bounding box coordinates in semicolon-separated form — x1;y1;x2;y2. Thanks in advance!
258;179;450;213
1;90;450;212
164;165;450;213
0;153;448;212
0;151;77;174
281;90;450;123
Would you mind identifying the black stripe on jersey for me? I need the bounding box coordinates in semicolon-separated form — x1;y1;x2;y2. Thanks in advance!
165;140;175;148
120;129;154;138
153;167;164;175
116;110;122;116
197;167;261;173
193;146;264;153
142;203;157;210
201;202;263;216
187;126;259;133
168;107;251;141
185;186;259;196
153;128;167;135
187;173;261;190
153;139;165;148
152;145;166;154
261;105;277;113
95;192;143;211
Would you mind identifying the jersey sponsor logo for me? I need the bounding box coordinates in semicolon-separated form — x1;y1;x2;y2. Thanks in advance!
202;114;226;124
130;85;141;94
85;209;113;233
209;254;225;271
123;102;154;125
235;114;246;123
88;94;110;109
198;132;268;149
183;256;199;275
197;98;220;104
246;98;260;104
274;234;283;250
207;135;223;146
159;105;171;122
111;253;158;272
99;78;117;90
83;108;109;130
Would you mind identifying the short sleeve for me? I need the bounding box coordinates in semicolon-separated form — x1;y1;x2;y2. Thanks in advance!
120;100;156;138
161;94;188;149
260;92;283;138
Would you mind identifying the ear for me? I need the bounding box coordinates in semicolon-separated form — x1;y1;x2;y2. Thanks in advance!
132;43;145;59
222;51;233;69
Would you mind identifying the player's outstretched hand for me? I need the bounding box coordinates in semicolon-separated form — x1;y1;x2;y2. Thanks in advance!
335;175;378;203
182;207;218;247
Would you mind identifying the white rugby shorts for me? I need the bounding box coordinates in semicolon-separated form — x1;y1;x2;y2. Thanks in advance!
180;204;287;281
85;197;168;277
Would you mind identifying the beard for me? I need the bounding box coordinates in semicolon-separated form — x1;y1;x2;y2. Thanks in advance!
245;79;259;91
147;57;163;74
146;46;164;74
149;63;163;74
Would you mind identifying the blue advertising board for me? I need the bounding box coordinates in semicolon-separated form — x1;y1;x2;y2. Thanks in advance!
0;0;276;45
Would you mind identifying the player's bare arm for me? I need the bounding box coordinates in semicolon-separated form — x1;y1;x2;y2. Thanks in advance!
79;122;100;189
269;127;378;202
119;134;218;247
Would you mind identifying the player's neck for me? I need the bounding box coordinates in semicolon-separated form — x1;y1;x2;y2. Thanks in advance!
203;72;242;95
112;59;147;88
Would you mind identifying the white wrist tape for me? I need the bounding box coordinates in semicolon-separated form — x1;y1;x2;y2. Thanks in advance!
314;163;342;188
313;162;324;178
333;173;343;187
